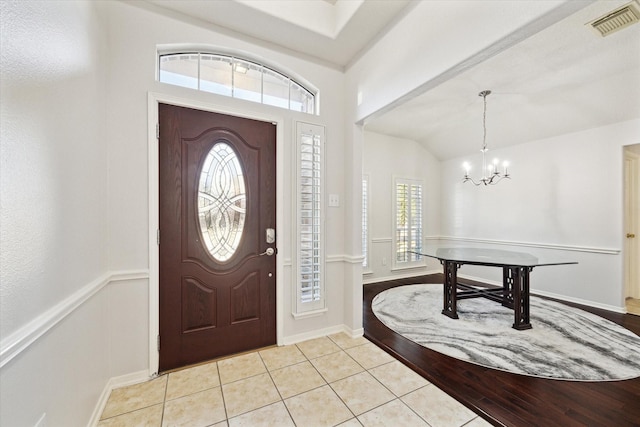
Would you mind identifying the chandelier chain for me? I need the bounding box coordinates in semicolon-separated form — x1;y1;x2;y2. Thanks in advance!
482;93;487;152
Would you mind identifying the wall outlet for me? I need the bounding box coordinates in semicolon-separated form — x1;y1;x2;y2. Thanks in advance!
328;194;340;207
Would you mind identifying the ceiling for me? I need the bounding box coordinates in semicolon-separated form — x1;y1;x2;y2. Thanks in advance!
145;0;414;68
145;0;640;160
365;0;640;160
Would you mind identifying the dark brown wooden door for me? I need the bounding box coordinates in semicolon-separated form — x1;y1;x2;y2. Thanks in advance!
158;103;276;372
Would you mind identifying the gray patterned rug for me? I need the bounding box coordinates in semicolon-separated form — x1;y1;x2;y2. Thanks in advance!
372;284;640;381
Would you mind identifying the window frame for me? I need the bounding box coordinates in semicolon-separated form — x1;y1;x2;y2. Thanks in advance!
392;176;425;270
293;122;326;316
157;50;318;115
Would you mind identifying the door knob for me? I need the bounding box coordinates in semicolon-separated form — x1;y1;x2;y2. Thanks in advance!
260;247;275;256
627;233;636;238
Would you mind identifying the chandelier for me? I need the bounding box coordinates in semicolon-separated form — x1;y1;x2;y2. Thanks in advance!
462;90;510;186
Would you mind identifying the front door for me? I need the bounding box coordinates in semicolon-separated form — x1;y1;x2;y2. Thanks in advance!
158;103;277;372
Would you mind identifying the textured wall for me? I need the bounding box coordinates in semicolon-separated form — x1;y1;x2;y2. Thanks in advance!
0;1;110;425
0;0;108;347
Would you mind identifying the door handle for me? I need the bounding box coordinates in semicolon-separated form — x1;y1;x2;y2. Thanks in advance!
627;233;636;238
260;248;275;256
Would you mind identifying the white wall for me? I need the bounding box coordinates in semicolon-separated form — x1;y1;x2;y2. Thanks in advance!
3;0;635;424
362;132;441;282
0;0;107;345
1;0;352;424
0;1;113;425
103;0;350;347
440;119;640;309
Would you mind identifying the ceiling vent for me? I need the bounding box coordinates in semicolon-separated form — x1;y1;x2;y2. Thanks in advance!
588;1;640;37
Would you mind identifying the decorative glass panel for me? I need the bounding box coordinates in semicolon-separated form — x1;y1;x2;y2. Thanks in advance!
198;142;246;262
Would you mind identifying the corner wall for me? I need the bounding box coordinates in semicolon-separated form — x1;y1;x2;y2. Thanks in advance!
362;132;442;282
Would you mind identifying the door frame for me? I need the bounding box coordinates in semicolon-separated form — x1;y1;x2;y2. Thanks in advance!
147;92;285;376
624;146;640;301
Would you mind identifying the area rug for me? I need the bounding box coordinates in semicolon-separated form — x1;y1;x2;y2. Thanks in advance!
372;284;640;381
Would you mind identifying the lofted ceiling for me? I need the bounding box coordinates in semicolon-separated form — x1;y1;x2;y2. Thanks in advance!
364;0;640;160
144;0;640;160
145;0;414;68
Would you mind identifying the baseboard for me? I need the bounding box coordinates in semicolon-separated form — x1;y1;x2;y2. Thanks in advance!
456;273;502;287
342;325;364;338
88;370;150;427
363;269;441;285
457;273;626;314
282;324;350;346
532;289;626;314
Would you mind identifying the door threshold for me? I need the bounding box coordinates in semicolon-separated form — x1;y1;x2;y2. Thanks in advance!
160;344;280;375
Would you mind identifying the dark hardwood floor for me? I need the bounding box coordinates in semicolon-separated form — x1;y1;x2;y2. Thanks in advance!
363;274;640;427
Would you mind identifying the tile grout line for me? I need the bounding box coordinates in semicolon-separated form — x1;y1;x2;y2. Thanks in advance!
99;334;481;426
257;347;298;426
160;374;168;427
327;336;442;426
359;362;429;425
323;336;361;426
216;360;231;425
324;336;377;424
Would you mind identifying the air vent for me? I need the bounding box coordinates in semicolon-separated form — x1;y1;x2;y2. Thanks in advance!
589;1;640;37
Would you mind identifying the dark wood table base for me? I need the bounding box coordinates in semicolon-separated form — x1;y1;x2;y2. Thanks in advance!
441;260;533;330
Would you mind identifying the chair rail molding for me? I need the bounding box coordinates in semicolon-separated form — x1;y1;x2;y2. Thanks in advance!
0;270;149;369
433;236;620;255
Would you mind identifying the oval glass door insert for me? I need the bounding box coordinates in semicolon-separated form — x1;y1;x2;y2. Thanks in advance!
198;142;246;261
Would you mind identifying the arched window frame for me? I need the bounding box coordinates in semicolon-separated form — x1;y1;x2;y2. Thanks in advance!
157;48;318;115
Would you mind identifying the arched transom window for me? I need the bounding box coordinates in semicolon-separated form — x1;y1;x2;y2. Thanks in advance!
159;52;316;115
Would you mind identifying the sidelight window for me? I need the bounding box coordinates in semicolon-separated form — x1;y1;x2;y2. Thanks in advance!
362;175;369;270
159;52;316;114
294;122;325;315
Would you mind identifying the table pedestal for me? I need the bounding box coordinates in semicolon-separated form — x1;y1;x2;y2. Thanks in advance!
441;260;533;330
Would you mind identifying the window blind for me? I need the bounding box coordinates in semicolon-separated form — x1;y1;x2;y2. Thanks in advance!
296;123;325;313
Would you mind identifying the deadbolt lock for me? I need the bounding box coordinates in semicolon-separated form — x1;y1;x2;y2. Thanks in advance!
627;233;636;238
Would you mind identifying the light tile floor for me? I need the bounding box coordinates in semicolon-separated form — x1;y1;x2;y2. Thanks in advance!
98;333;492;427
